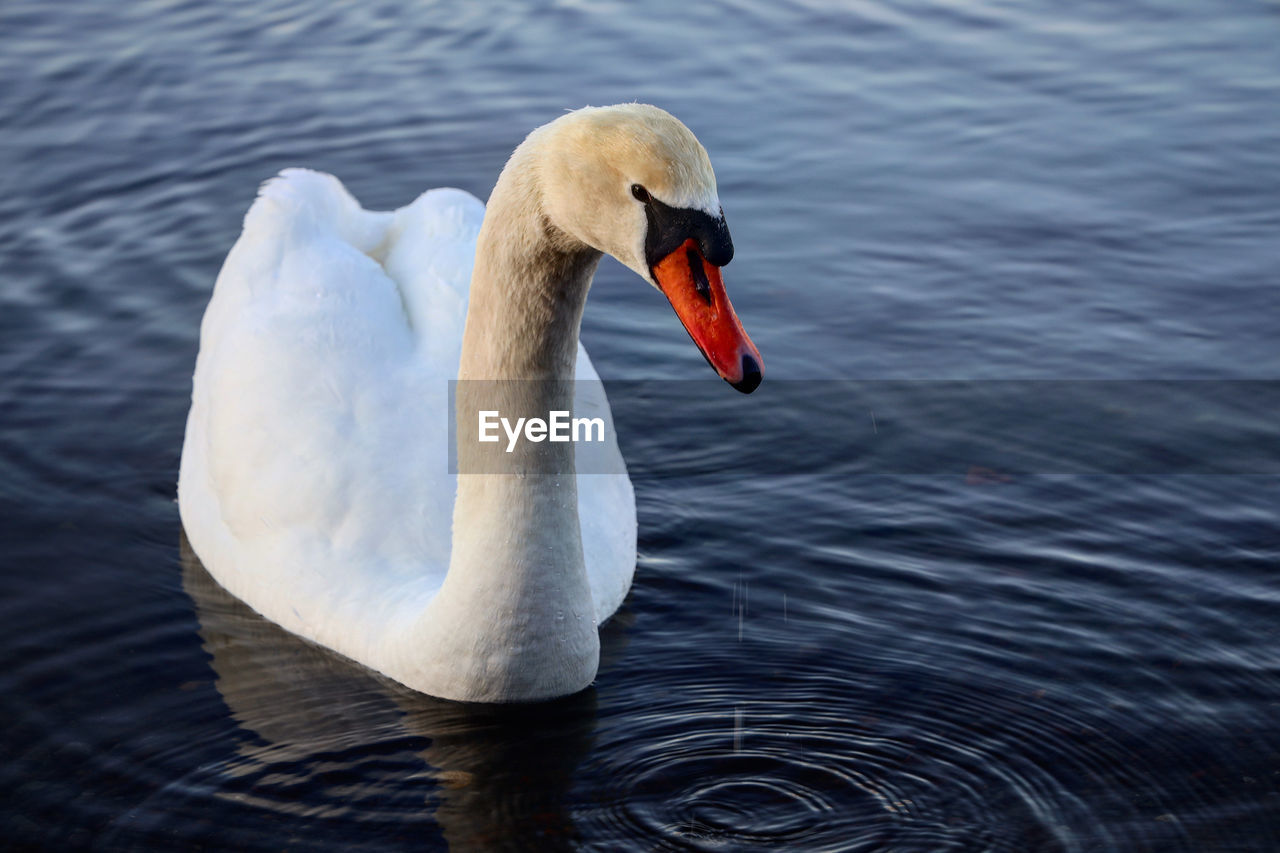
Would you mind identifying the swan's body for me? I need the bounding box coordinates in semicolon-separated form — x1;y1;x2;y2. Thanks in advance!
179;105;761;702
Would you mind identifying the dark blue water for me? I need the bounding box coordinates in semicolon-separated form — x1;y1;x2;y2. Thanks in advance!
2;0;1278;849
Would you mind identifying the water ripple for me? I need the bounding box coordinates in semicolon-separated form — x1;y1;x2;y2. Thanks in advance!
583;656;1198;852
3;0;1280;848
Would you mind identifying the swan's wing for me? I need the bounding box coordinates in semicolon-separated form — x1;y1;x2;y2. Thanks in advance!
380;188;486;373
574;347;639;623
179;170;463;655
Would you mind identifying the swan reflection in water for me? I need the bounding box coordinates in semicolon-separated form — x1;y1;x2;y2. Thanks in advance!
181;534;632;850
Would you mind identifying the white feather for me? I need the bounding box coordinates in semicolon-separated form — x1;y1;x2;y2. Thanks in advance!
179;169;637;697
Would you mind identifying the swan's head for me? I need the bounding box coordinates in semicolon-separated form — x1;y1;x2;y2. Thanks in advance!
534;104;763;393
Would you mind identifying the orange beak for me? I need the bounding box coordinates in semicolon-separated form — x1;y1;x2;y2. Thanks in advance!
652;238;764;393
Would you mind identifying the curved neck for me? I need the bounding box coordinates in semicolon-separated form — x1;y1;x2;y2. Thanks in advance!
419;141;602;702
458;141;601;382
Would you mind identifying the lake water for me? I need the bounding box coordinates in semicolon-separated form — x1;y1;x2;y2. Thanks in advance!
2;0;1278;849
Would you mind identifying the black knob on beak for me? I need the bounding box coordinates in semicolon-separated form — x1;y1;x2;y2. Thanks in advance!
731;354;762;394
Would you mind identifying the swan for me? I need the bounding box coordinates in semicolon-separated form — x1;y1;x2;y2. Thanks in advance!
178;104;763;702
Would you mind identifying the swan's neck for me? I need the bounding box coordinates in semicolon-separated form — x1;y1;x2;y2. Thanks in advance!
459;142;601;382
417;142;603;702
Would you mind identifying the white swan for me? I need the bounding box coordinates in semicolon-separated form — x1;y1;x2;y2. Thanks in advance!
178;104;763;702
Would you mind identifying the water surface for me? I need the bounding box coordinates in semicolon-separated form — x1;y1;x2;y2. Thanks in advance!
2;0;1278;849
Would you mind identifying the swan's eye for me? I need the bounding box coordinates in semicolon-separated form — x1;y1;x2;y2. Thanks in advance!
630;184;651;204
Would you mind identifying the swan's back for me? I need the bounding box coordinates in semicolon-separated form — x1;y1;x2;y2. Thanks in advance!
179;170;636;670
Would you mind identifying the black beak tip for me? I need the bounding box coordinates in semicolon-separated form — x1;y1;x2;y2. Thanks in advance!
731;354;763;394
